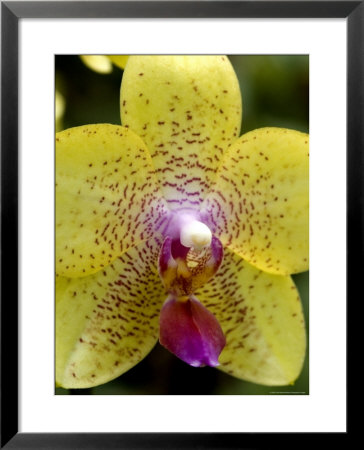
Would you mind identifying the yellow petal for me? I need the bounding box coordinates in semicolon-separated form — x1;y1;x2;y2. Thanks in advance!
56;124;168;277
108;55;129;70
202;127;309;275
55;90;65;122
121;55;242;208
55;90;65;132
197;249;306;385
79;55;113;74
56;239;165;389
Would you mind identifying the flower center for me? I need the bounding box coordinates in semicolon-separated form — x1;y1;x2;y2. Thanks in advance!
180;220;212;251
158;213;226;368
158;212;223;297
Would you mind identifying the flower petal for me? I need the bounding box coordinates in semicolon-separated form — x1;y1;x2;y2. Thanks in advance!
121;55;242;208
159;294;226;367
197;248;306;385
202;127;309;275
56;124;168;277
79;55;113;74
56;238;165;389
108;55;129;69
55;90;65;132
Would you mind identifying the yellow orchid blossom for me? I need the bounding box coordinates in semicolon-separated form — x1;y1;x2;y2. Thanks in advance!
56;55;308;389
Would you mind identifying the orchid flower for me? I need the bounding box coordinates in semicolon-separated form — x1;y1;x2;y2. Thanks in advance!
56;55;308;389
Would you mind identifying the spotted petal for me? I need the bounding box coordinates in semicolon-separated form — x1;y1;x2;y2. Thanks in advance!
56;124;168;277
121;55;242;209
202;128;309;275
197;248;306;386
56;239;164;389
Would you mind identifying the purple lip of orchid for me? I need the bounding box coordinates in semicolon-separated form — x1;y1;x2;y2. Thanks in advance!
158;210;226;367
159;294;226;368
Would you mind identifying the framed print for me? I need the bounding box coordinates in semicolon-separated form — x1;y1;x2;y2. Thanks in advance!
1;1;357;448
54;53;310;398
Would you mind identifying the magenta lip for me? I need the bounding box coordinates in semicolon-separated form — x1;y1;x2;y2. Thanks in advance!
159;294;226;368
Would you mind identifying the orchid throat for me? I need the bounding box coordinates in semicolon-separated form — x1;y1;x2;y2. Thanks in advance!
158;212;226;368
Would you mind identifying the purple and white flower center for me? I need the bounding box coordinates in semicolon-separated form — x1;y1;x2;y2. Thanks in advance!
180;219;212;251
158;211;226;367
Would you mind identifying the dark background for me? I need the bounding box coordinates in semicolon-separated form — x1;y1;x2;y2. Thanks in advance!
55;55;309;395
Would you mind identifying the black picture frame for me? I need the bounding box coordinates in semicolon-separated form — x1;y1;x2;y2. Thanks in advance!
1;1;357;448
